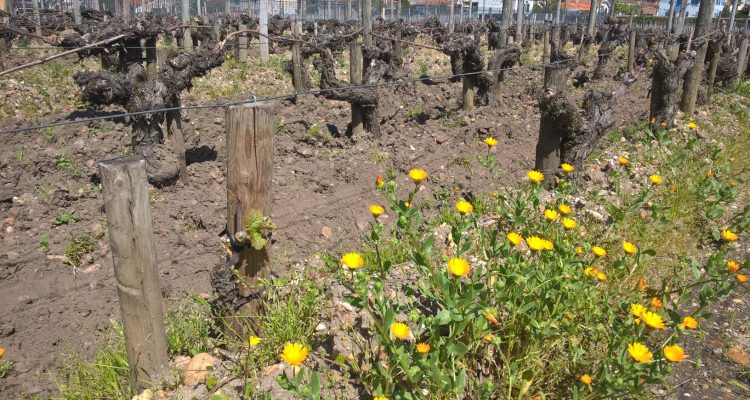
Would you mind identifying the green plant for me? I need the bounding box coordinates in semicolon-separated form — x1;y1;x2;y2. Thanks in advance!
64;234;96;268
40;235;50;254
405;105;423;120
57;151;83;178
54;212;79;226
166;296;219;357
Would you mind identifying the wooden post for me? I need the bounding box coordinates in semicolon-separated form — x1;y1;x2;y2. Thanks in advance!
225;103;274;332
259;0;269;63
627;29;636;71
515;0;524;44
99;156;167;391
238;24;249;60
182;0;193;51
32;0;43;38
363;0;372;46
124;0;130;24
706;45;721;101
543;29;550;63
73;0;82;25
449;1;454;32
145;37;158;80
500;0;512;45
535;65;567;183
350;41;364;135
462;77;474;112
544;64;567;93
727;0;738;45
292;22;304;94
226;0;231;14
737;37;749;84
680;41;708;115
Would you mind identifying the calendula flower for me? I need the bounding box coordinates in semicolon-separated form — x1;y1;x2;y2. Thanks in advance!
596;271;607;281
663;345;687;363
416;342;430;354
281;342;309;367
485;309;500;326
730;181;737;187
506;232;523;246
641;310;666;330
370;205;384;218
721;229;739;242
706;170;714;178
580;374;593;385
649;174;663;185
374;396;388;400
630;303;645;318
633;318;641;325
628;342;653;363
638;278;648;290
484;137;497;148
737;274;748;283
455;199;473;215
727;260;741;273
562;217;577;230
249;336;262;347
650;297;663;308
687;122;698;129
390;322;411;340
583;266;597;278
341;252;364;270
618;156;630;166
0;347;4;359
408;169;428;184
576;246;584;256
563;312;574;319
561;163;575;173
375;175;385;188
404;202;413;209
527;236;553;251
447;257;471;278
592;246;607;257
622;241;638;255
558;204;572;215
527;170;544;183
483;333;496;341
544;209;560;221
679;316;698;330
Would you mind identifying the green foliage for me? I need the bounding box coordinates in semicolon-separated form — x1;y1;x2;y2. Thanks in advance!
56;151;83;178
405;105;423;120
54;212;79;226
64;234;96;268
40;235;49;254
166;296;219;357
243;210;277;250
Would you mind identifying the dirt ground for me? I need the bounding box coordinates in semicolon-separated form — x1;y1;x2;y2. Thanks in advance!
2;44;744;399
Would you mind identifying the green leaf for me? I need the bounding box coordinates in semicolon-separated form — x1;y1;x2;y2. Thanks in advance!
309;371;321;400
435;309;452;325
53;212;79;226
244;209;277;250
446;342;468;357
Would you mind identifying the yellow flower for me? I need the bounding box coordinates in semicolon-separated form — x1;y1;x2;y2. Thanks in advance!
527;236;553;251
641;310;666;330
370;205;385;218
618;156;630;166
390;322;411;340
580;374;592;385
622;242;638;255
527;170;544;183
249;336;262;347
650;297;663;308
416;342;430;354
562;217;577;230
455;199;473;215
0;347;4;359
592;246;607;257
649;174;663;185
679;316;698;330
485;309;500;326
558;204;572;215
721;229;738;242
663;345;687;363
483;333;496;341
375;175;385;188
447;257;471;278
506;232;523;246
575;246;584;256
596;271;607;281
544;209;560;221
280;342;309;367
628;342;653;363
727;260;741;273
408;169;428;184
484;137;497;148
583;266;597;278
374;397;388;400
341;252;364;270
404;202;413;209
630;304;645;318
687;122;698;129
633;318;641;325
561;163;575;173
737;274;748;284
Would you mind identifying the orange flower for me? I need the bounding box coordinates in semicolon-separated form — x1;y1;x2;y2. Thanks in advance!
650;297;663;308
416;342;430;354
580;374;592;385
375;175;385;188
737;274;748;284
679;316;698;330
727;260;741;273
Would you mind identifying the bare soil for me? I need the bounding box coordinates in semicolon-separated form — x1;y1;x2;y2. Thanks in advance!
0;49;707;398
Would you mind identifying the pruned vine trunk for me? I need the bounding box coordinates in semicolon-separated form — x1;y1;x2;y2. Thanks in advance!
649;49;694;131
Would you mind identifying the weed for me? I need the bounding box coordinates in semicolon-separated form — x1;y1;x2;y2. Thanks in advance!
57;151;83;178
448;117;468;128
405;105;423;120
319;149;341;160
64;234;96;268
54;212;79;226
43;127;55;143
40;235;49;254
166;296;219;357
15;147;25;162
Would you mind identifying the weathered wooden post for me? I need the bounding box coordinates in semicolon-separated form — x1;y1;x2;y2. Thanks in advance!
706;43;721;101
145;37;158;81
680;0;714;114
462;76;475;112
100;156;168;390
515;0;524;44
123;0;130;23
73;0;82;25
182;0;193;51
737;36;749;84
535;64;567;182
225;103;274;332
363;0;372;46
350;41;364;135
627;28;636;71
238;24;249;60
543;29;550;63
259;0;269;62
291;21;304;94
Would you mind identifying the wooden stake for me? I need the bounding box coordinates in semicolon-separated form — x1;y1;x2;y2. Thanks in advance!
225;103;274;332
627;29;636;71
238;24;249;60
535;64;567;182
680;41;708;115
259;0;269;62
350;40;364;136
737;37;749;84
706;44;721;101
32;0;43;38
543;30;550;64
543;64;567;93
363;0;372;46
182;0;192;51
166;96;188;184
462;77;474;112
292;22;304;94
99;156;167;390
